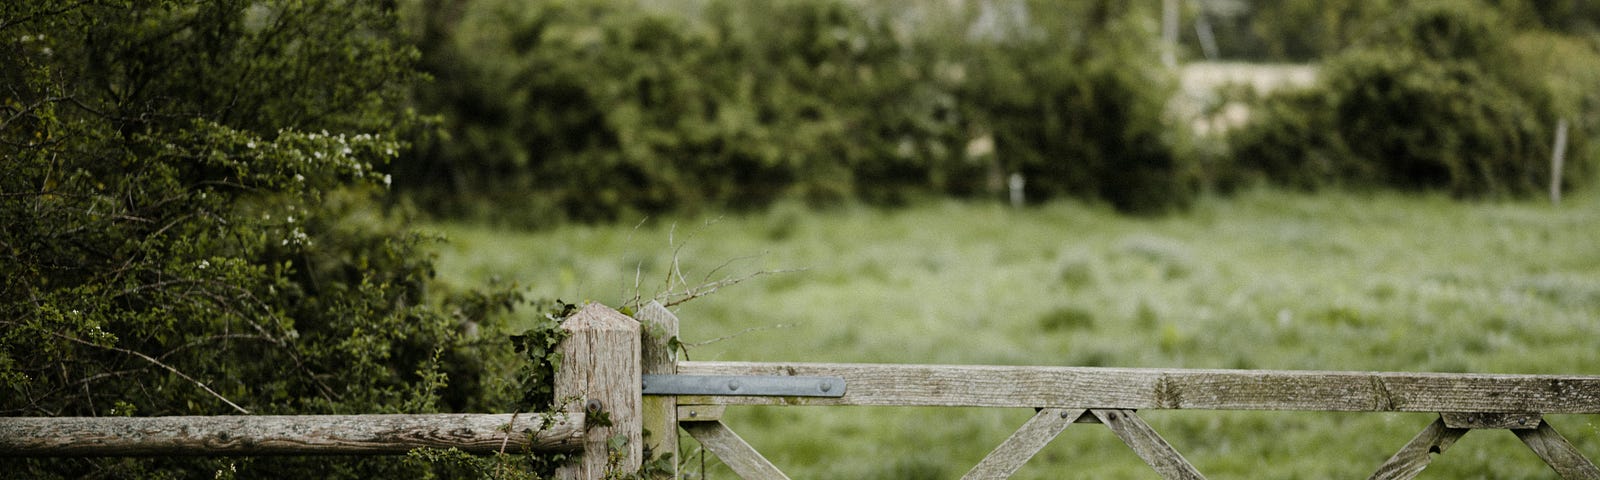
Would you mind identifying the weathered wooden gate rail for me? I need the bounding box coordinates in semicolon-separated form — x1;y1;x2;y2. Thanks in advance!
0;413;584;456
674;361;1600;412
669;362;1600;479
4;302;1599;480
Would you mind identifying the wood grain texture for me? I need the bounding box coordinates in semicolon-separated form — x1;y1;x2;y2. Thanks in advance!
1091;409;1205;480
676;362;1600;413
682;420;790;480
0;413;582;456
677;405;726;422
962;408;1085;479
556;303;642;479
1368;417;1468;480
1515;420;1600;479
635;301;679;473
1440;412;1541;429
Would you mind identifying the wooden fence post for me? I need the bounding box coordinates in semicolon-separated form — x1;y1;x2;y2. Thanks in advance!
636;301;680;477
1552;117;1569;206
1162;0;1179;68
555;303;642;479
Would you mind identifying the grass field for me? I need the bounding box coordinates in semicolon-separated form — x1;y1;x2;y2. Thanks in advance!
428;188;1600;478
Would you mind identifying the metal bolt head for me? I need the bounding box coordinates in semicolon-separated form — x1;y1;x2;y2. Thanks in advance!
728;380;741;392
819;381;833;393
689;410;699;418
585;399;604;414
1060;411;1070;419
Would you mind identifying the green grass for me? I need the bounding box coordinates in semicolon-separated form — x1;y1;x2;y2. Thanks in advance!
428;189;1600;478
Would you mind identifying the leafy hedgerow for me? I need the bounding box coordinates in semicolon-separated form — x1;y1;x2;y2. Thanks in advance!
1;1;562;477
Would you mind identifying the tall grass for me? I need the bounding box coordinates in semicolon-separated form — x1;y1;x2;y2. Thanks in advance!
429;189;1600;478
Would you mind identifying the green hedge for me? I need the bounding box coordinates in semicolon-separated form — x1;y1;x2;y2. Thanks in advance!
1227;0;1599;196
1190;0;1597;62
397;0;1195;223
2;1;555;477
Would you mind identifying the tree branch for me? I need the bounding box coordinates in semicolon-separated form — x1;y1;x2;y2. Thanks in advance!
46;331;252;414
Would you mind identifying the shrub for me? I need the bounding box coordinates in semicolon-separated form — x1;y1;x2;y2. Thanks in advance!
397;0;1195;222
400;0;877;223
1;0;546;477
961;12;1193;213
1227;0;1599;197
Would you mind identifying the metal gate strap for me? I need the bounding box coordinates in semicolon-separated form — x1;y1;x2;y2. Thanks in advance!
642;374;846;397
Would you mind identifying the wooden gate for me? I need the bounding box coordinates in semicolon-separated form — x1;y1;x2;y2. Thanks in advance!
614;302;1600;479
6;301;1600;479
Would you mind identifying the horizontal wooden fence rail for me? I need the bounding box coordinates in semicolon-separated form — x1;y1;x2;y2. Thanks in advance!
0;413;584;457
672;361;1600;413
6;302;1597;480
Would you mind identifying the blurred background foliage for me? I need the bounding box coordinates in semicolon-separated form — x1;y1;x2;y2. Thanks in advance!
1197;0;1600;61
395;0;1600;226
397;0;1193;222
1226;0;1600;197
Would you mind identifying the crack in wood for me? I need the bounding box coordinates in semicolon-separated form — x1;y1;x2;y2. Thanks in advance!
1371;377;1396;411
1154;374;1181;409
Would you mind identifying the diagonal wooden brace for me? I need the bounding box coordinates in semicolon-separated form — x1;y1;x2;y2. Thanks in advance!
681;420;790;480
963;408;1086;479
1373;414;1600;480
1369;417;1469;480
1514;419;1600;480
1091;409;1207;480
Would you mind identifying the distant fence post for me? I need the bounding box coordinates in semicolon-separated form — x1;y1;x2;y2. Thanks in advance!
555;303;642;479
1162;0;1179;67
637;301;680;476
1551;117;1569;206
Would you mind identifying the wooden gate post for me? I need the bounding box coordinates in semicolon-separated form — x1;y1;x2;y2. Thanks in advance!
555;303;642;479
636;301;680;477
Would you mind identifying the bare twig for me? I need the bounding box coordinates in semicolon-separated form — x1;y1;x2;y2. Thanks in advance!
659;268;805;308
617;216;651;310
683;323;794;349
499;411;520;455
663;222;686;292
180;278;338;404
47;331;252;414
697;252;767;287
155;333;269;361
644;217;804;309
659;217;724;295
